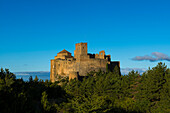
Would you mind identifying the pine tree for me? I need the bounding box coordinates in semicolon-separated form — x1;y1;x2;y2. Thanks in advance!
113;65;121;76
106;63;109;73
29;76;33;82
136;62;169;112
34;75;39;82
41;91;51;112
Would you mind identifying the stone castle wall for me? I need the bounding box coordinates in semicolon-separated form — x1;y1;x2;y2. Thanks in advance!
50;43;120;82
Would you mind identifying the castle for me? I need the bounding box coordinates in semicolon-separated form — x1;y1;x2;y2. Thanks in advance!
50;43;120;82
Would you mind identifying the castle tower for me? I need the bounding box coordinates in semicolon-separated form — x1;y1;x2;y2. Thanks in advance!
74;42;87;59
55;49;72;59
50;42;120;82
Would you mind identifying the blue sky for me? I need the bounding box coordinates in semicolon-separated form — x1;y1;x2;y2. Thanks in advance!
0;0;170;72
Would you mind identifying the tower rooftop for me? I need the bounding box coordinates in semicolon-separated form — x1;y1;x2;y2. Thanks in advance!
58;49;71;54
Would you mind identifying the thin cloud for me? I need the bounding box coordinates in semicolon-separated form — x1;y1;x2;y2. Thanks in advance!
23;64;28;66
132;52;170;62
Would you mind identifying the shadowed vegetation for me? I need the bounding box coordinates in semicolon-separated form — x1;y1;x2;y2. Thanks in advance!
0;62;169;113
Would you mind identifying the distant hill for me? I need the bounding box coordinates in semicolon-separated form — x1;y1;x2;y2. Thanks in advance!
13;71;50;81
121;68;146;75
13;68;146;81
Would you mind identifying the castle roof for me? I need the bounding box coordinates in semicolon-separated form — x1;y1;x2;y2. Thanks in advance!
58;49;71;54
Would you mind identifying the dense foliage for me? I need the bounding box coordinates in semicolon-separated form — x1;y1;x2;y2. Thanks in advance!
0;62;169;113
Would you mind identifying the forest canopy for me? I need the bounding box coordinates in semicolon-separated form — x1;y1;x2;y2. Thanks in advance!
0;62;169;113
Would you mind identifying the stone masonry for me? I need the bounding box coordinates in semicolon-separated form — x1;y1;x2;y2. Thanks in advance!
50;42;120;82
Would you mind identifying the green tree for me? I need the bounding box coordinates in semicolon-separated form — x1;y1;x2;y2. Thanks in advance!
136;62;169;112
29;76;33;82
106;63;109;73
113;65;121;76
34;75;39;82
41;91;51;112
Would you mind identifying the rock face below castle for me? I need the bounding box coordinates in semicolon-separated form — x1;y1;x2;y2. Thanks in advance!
50;42;120;82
